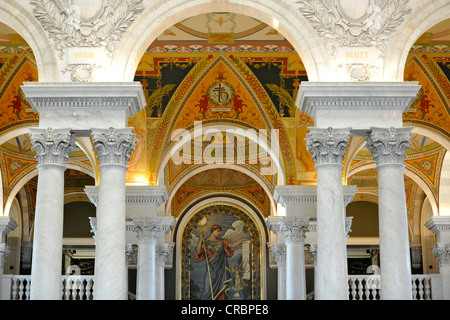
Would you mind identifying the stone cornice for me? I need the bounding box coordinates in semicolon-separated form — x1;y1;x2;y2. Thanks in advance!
21;82;146;118
298;82;421;115
273;185;317;205
0;217;18;243
425;216;450;242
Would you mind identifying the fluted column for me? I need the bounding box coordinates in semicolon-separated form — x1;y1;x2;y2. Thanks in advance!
29;128;75;300
425;216;450;299
92;127;136;300
366;127;413;300
306;127;351;300
280;217;309;300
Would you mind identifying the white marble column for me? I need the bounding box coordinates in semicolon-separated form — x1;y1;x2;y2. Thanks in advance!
425;216;450;299
0;217;17;300
156;242;174;300
29;128;75;300
306;127;351;300
280;217;309;300
91;127;136;300
134;217;161;300
266;217;286;300
269;243;286;300
366;127;413;300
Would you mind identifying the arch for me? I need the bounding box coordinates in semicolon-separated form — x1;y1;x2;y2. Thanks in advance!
158;123;285;186
3;164;96;218
384;0;450;80
347;162;439;217
0;2;58;81
112;0;328;82
166;166;276;217
174;195;267;300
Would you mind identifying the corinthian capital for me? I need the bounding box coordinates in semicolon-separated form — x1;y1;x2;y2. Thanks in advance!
91;127;136;167
156;243;174;268
366;127;412;166
433;243;450;267
305;127;351;166
30;128;75;166
0;243;10;270
133;217;163;244
280;217;310;243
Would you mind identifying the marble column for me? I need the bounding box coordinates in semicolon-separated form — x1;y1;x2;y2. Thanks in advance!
266;217;286;300
0;217;17;300
306;127;351;300
29;128;75;300
269;243;286;300
280;217;309;300
134;217;161;300
366;127;413;300
425;216;450;300
156;242;174;300
91;127;136;300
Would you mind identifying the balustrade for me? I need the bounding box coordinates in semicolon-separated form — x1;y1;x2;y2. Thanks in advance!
0;273;444;300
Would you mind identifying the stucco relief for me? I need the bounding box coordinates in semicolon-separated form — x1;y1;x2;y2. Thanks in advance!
296;0;412;80
31;0;144;81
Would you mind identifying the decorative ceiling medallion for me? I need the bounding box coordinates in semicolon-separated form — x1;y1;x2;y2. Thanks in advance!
296;0;412;57
31;0;144;58
206;81;236;106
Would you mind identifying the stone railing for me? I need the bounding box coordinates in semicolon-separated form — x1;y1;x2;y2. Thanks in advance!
1;275;94;300
1;273;444;300
348;274;443;300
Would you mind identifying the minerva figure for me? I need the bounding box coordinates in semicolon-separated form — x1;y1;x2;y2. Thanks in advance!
194;224;248;300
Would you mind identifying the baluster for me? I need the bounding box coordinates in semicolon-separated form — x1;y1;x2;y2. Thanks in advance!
367;277;374;300
418;277;425;300
357;278;363;300
350;278;356;300
64;279;72;300
86;278;93;300
74;279;81;300
19;278;26;300
24;279;31;300
11;277;18;300
424;277;431;300
375;277;381;300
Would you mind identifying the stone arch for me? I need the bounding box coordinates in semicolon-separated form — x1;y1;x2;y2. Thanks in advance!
384;0;450;80
347;162;439;217
165;164;277;217
112;0;328;82
157;123;286;186
3;164;95;218
174;195;267;300
0;1;58;81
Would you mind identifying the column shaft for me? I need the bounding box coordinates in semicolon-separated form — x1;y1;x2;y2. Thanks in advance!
94;165;128;299
286;242;306;299
136;242;157;300
31;166;65;299
92;127;136;300
367;127;413;300
377;165;412;299
316;166;348;299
